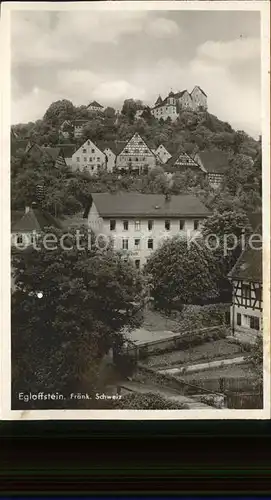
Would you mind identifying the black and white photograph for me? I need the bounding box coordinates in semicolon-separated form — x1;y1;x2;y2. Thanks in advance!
1;1;270;419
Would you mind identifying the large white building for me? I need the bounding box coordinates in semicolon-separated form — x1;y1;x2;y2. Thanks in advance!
151;86;208;122
85;192;211;268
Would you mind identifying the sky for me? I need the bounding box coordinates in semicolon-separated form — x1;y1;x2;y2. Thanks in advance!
11;8;261;138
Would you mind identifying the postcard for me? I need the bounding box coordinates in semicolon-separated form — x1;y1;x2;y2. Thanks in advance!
1;1;270;420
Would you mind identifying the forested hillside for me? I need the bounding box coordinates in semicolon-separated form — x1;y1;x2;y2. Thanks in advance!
11;98;262;218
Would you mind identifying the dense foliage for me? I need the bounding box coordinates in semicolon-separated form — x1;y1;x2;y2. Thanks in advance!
11;226;144;408
144;236;220;312
11;97;261;217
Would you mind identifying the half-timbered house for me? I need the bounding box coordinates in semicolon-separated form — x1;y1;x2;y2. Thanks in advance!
228;246;262;342
115;132;157;174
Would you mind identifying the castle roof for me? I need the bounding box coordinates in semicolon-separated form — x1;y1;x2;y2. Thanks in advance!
192;86;207;97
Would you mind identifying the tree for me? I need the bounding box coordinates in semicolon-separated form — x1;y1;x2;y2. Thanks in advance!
145;236;219;312
11;227;144;408
245;337;263;387
202;210;253;298
43;99;75;126
121;99;143;122
107;392;188;409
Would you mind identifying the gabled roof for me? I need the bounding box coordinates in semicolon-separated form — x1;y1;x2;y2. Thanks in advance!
11;207;63;233
11;139;32;157
56;144;77;158
74;119;89;126
86;192;211;218
195;150;230;174
228;247;262;282
174;90;188;99
96;141;118;155
87;101;103;108
155;95;163;105
117;132;156;158
166;149;202;171
192;86;207;97
41;146;63;161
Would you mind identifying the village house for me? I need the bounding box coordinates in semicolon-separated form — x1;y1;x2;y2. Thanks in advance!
151;86;208;122
193;150;230;187
11;203;63;292
85;192;211;268
56;144;77;168
228;242;262;344
96;141;117;173
87;100;104;113
59;120;73;140
115;132;157;174
73;119;89;139
11;140;67;169
165;149;204;173
152;144;173;164
71;139;106;175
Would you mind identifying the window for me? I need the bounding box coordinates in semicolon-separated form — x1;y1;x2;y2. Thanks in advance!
165;220;170;231
179;219;185;230
82;148;87;153
250;316;260;331
128;158;132;162
122;239;129;250
77;157;80;162
148;220;153;231
255;287;262;302
135;221;141;231
148;239;153;249
242;284;251;299
135;157;138;162
84;157;87;162
194;220;199;230
89;157;92;162
91;149;95;153
123;220;129;231
135;260;140;269
237;313;241;326
134;238;140;248
97;157;100;161
87;141;90;145
125;149;129;153
17;234;23;244
110;220;116;231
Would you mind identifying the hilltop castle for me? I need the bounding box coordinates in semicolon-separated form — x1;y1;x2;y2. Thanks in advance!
136;86;207;122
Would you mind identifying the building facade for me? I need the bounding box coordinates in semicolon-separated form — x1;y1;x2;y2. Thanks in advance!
87;101;104;113
228;247;262;343
166;150;204;173
151;86;208;121
153;144;172;164
115;132;157;174
73;120;89;139
85;192;211;268
71;139;106;175
194;150;230;187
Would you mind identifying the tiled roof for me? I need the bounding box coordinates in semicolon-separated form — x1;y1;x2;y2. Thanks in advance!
192;86;207;97
56;144;77;158
174;90;187;98
11;139;32;157
86;192;211;218
87;101;103;108
11;208;63;232
166;149;203;170
228;247;262;282
41;146;62;161
73;119;89;126
96;141;118;155
195;150;230;174
11;210;25;226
